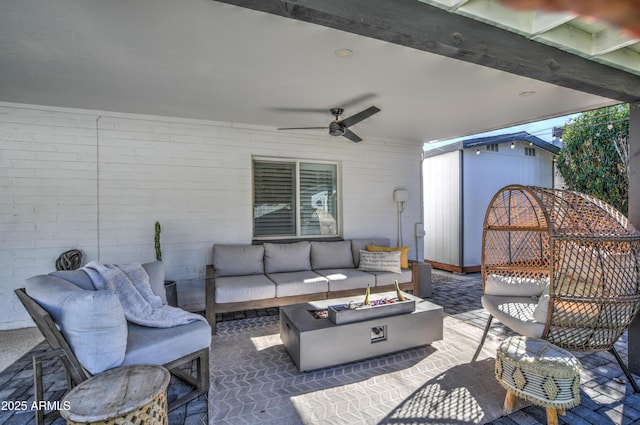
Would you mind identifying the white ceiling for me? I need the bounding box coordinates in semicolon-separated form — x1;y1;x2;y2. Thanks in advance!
0;0;627;144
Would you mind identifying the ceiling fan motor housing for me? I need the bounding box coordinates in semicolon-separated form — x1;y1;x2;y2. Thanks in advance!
329;121;345;136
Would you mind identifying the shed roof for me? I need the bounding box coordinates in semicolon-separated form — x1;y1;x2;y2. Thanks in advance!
424;131;560;158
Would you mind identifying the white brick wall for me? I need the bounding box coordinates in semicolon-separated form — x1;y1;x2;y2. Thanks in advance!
0;102;423;329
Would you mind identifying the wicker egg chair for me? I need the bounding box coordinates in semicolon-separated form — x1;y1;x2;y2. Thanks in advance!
474;184;640;392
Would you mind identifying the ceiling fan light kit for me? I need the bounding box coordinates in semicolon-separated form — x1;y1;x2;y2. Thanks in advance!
278;105;380;143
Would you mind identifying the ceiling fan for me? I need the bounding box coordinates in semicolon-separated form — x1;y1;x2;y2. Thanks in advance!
278;106;381;143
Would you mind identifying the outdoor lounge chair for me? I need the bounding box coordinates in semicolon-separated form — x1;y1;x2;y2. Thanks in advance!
15;261;210;425
473;185;640;392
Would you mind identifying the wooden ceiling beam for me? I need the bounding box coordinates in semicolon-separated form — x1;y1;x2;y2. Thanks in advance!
213;0;640;102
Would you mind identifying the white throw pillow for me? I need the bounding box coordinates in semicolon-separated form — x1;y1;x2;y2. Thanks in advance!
358;250;402;274
533;294;550;323
485;274;549;297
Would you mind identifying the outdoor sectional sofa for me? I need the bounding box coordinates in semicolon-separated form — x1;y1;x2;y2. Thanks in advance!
205;238;419;332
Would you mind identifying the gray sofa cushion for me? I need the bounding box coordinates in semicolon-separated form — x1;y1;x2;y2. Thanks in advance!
310;241;354;269
49;269;96;291
142;261;167;305
26;275;127;374
351;238;390;267
215;274;276;303
122;320;211;366
482;295;545;339
264;241;311;273
268;271;328;297
50;261;168;304
213;244;264;277
316;268;374;291
369;268;413;286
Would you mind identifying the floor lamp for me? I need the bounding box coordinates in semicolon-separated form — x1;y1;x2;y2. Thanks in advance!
393;190;408;246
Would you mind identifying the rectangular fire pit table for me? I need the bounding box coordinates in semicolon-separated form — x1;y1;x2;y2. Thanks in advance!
280;291;443;371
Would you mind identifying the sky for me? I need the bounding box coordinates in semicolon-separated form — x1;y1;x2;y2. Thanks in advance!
423;112;580;152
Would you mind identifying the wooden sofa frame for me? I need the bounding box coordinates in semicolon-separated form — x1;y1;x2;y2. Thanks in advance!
205;261;419;333
15;288;210;425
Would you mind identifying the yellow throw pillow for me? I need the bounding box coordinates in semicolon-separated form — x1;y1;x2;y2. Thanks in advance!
366;245;409;269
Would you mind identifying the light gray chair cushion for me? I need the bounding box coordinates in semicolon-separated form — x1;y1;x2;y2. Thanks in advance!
214;274;276;303
49;269;95;291
485;274;549;297
26;275;128;374
267;271;328;297
316;268;374;291
533;294;550;323
213;244;265;277
50;261;168;304
264;241;311;273
369;268;413;287
142;261;167;305
122;320;211;366
482;295;545;339
310;241;354;269
351;238;390;268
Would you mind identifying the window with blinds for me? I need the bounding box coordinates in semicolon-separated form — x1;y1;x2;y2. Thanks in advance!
253;159;339;238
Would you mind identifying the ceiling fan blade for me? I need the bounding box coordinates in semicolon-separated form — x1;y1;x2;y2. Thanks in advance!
271;94;376;114
342;129;362;143
278;126;328;130
336;93;377;109
271;107;328;114
340;106;381;128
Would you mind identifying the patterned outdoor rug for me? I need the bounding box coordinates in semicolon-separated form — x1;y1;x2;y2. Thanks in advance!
430;271;467;284
209;314;526;425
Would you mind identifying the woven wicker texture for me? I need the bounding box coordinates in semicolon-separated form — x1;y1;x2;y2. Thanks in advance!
65;390;168;425
495;336;581;409
61;365;170;425
482;185;640;352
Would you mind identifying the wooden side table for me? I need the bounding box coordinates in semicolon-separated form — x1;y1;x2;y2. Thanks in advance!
60;364;170;425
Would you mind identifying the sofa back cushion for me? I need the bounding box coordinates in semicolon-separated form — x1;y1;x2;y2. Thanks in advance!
49;269;96;290
264;241;311;273
213;244;265;277
50;261;168;305
484;274;549;297
310;241;354;269
351;238;390;267
26;275;127;375
141;261;168;305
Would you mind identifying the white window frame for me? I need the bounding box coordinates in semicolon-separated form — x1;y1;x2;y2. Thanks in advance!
252;157;341;239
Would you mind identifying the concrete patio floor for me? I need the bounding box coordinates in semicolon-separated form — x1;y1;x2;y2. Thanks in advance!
1;270;640;424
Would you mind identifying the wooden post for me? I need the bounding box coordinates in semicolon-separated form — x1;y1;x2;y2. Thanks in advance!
629;101;640;375
546;407;559;425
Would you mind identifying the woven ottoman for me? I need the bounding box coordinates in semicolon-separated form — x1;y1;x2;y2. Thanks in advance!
495;336;581;425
